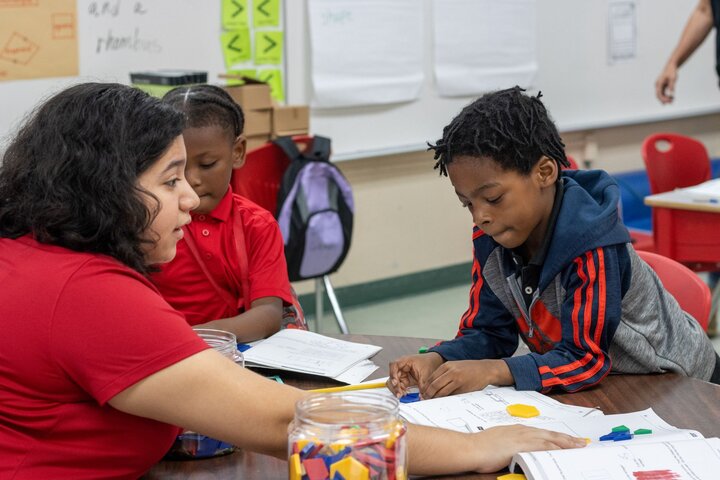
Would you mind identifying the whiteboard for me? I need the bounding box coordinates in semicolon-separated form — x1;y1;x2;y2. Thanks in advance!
0;0;281;146
286;0;720;161
2;0;719;160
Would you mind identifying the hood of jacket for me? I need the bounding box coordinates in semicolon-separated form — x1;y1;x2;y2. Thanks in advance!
537;169;631;289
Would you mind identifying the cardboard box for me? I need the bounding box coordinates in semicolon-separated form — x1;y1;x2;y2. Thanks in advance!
246;134;270;151
272;105;309;137
221;76;273;111
243;108;272;136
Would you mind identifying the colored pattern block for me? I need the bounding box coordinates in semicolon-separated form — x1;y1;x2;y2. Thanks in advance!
289;421;407;480
497;474;528;480
289;453;303;480
329;456;369;480
399;392;420;403
600;431;633;441
304;457;329;480
506;404;540;418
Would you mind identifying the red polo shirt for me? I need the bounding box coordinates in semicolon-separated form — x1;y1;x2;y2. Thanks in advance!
150;188;293;326
0;235;209;479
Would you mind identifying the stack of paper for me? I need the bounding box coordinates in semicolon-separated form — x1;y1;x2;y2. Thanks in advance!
242;329;381;382
681;178;720;202
399;386;602;432
510;411;715;480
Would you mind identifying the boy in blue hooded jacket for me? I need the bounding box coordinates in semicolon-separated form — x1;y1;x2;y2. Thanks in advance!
388;87;719;397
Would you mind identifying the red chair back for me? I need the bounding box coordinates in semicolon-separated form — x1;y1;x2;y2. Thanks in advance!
231;135;314;215
636;250;711;331
641;133;711;194
563;154;579;170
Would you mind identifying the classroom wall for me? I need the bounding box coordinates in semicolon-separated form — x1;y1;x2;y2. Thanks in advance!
292;112;720;295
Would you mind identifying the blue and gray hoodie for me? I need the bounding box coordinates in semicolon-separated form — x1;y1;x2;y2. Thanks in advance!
431;169;716;392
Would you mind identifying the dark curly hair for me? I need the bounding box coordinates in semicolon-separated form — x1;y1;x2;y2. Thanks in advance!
162;84;244;140
428;86;569;176
0;82;185;274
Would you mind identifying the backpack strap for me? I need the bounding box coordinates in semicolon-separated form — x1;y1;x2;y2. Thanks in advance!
272;136;303;162
308;135;331;162
273;135;332;163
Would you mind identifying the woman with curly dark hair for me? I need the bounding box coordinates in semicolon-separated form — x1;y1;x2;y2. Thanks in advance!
0;83;583;479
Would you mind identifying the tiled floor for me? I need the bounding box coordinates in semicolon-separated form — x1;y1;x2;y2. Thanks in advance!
314;284;720;355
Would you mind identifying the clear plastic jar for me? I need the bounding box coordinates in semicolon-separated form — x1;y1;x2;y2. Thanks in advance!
164;328;244;460
288;391;408;480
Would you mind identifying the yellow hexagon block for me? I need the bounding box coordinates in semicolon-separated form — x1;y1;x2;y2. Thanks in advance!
506;403;540;418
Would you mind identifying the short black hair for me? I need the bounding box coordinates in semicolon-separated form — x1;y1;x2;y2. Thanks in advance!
162;84;244;139
0;82;185;274
428;86;569;176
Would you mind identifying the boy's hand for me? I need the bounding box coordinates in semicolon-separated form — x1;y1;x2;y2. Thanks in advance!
387;352;444;397
421;359;513;398
470;425;586;473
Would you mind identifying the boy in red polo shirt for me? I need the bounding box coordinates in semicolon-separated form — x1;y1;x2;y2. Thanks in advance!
150;85;296;342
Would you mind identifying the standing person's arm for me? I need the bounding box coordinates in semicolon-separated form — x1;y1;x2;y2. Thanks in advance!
655;0;715;103
109;349;586;474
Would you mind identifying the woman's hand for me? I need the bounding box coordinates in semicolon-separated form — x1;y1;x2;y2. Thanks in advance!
471;424;587;473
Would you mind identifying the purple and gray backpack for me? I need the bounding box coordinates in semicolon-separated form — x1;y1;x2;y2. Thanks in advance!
274;136;354;282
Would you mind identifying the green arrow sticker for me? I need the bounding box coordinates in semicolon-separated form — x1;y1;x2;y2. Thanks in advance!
257;69;284;103
222;0;248;30
253;0;280;28
222;28;251;67
254;31;283;65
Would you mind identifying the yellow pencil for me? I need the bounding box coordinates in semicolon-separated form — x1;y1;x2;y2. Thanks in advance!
309;381;388;393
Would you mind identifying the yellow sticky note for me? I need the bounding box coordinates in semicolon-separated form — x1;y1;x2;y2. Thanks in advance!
254;31;283;65
497;474;527;480
253;0;280;28
257;68;284;102
222;29;251;67
506;404;540;418
222;0;248;30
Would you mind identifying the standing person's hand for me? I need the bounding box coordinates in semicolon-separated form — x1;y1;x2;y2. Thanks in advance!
655;64;678;104
387;352;444;397
421;359;514;398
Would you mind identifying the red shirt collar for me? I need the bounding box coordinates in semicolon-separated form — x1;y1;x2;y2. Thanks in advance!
192;186;234;223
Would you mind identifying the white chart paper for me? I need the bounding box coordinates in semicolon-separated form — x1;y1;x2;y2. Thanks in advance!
308;0;424;108
432;0;537;96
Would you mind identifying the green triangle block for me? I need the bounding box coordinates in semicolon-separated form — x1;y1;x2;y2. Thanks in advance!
633;428;652;435
611;425;630;433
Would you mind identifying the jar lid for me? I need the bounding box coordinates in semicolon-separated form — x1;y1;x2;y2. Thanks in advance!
295;391;400;428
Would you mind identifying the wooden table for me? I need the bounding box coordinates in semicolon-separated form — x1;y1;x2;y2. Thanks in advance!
644;189;720;268
144;334;720;480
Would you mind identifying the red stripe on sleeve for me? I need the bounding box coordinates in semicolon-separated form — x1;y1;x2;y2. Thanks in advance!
458;255;482;332
538;249;610;389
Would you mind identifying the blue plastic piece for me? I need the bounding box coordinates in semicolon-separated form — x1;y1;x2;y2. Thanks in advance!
237;343;253;352
399;392;421;403
300;441;317;459
599;431;633;442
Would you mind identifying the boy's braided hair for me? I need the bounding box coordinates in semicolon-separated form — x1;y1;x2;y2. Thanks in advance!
428;86;569;176
163;84;244;139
